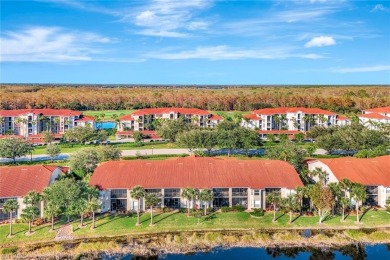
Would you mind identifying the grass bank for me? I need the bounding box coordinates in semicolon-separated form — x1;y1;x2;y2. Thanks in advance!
1;210;389;248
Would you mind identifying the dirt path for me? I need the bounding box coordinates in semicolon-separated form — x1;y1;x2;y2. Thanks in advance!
54;224;73;241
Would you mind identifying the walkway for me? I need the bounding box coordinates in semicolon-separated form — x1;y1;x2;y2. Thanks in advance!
54;224;73;241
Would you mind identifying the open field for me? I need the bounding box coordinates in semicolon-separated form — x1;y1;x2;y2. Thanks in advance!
1;209;389;247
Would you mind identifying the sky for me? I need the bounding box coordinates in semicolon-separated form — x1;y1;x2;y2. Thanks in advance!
1;0;390;84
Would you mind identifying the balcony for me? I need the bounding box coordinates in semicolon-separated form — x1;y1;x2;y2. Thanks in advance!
232;192;248;197
213;191;229;197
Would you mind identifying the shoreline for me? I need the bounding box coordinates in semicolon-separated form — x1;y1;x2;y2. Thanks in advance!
2;227;389;258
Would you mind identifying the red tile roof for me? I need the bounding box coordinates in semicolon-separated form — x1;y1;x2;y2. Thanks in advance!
132;108;211;116
363;107;390;113
120;114;135;121
336;115;350;121
308;156;390;186
243;114;261;120
358;113;390;120
75;115;95;122
0;109;82;117
0;165;62;197
90;157;303;190
253;107;336;115
209;114;223;121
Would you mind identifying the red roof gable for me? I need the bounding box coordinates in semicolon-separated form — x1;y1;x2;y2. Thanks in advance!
243;114;261;120
336;115;350;121
253;107;336;115
0;109;82;117
90;157;303;190
358;113;390;120
132;108;210;116
75;115;95;122
363;107;390;113
209;114;223;121
120;114;135;121
308;156;390;186
0;165;61;197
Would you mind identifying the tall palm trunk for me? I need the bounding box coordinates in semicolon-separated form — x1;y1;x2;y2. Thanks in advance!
136;199;140;225
29;221;32;234
187;200;190;216
9;213;13;236
289;210;292;224
150;206;153;226
51;215;54;230
92;212;96;229
80;214;84;227
341;206;345;222
356;203;360;223
273;204;276;222
204;202;207;216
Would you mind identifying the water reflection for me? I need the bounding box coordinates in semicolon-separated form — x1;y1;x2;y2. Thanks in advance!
118;244;389;259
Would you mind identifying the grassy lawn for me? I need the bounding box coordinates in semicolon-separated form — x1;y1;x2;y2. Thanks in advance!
31;142;181;155
2;210;389;247
82;110;250;121
83;110;134;121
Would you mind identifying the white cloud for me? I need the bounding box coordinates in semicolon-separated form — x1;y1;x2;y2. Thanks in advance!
0;26;112;62
126;0;212;37
304;36;336;47
332;65;390;73
371;4;390;12
145;45;323;60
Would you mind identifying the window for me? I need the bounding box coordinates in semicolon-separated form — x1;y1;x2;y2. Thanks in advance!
111;189;127;199
254;190;260;196
164;188;180;197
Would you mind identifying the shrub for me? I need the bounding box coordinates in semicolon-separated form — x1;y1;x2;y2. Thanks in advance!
162;207;173;213
250;208;265;217
204;232;223;243
232;205;245;212
1;247;18;255
221;206;233;213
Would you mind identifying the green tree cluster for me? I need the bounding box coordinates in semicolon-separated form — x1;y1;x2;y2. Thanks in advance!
0;137;33;163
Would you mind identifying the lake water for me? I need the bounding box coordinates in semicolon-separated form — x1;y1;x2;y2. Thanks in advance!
117;244;390;259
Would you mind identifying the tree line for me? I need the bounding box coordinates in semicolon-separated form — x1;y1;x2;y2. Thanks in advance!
1;86;389;113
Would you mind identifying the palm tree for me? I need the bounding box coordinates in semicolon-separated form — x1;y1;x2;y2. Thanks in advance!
182;187;197;216
310;167;328;187
318;114;327;127
328;182;342;216
86;197;101;230
21;191;41;235
130;185;145;225
294;187;305;215
350;183;367;224
302;114;311;131
282;195;299;224
266;191;281;222
145;193;160;226
280;114;287;129
199;189;214;216
273;115;281;130
340;197;350;222
3;199;18;237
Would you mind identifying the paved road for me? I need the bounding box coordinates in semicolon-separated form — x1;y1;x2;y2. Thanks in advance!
0;148;328;163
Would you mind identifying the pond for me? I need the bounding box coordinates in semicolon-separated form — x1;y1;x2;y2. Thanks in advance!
117;244;390;259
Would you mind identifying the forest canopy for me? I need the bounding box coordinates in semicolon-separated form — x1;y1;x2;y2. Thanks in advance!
1;85;389;113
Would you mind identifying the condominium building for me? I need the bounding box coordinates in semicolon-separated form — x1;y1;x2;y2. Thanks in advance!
0;165;68;221
89;157;303;212
241;107;350;135
117;108;223;132
307;156;390;207
0;109;95;139
359;107;390;130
